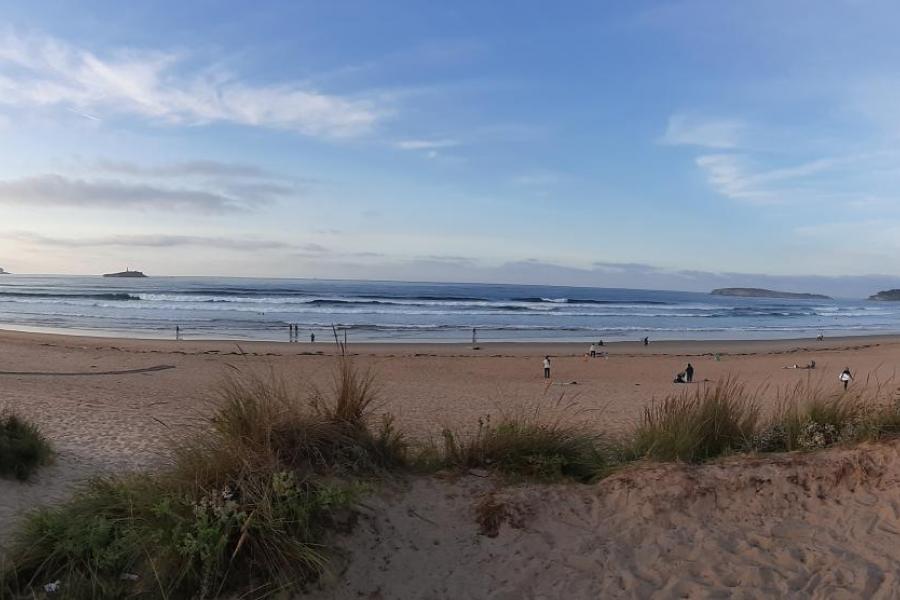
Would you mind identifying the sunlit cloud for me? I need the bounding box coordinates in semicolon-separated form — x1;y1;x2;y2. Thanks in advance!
0;29;384;138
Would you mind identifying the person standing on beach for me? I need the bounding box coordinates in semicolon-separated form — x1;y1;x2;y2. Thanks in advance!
643;336;649;346
589;343;596;358
685;363;694;383
472;327;477;345
543;356;551;379
310;332;316;343
840;367;853;390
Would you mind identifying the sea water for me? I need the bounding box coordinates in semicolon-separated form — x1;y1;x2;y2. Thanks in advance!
0;275;896;342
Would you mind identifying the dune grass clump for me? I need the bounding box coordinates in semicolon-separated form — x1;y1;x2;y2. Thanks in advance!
1;360;404;599
437;402;611;482
628;379;759;463
0;411;53;481
757;385;863;452
755;380;900;452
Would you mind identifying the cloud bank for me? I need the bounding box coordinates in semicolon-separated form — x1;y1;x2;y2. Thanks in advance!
0;174;284;214
8;232;329;256
0;158;300;214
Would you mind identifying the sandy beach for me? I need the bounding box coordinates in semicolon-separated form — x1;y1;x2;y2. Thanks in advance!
3;328;900;597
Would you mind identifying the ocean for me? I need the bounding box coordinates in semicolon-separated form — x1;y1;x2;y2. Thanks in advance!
0;275;896;343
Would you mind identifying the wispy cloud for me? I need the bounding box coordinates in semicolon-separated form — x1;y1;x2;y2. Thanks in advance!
694;153;880;204
394;139;459;150
0;174;281;213
94;160;278;180
0;29;383;137
8;231;328;253
659;113;745;149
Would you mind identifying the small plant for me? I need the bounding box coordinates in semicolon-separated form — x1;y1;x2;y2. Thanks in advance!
750;422;789;453
473;493;529;538
795;421;839;450
628;378;759;463
0;411;53;481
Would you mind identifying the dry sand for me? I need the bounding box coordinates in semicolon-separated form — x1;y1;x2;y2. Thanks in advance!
2;328;900;597
312;441;900;599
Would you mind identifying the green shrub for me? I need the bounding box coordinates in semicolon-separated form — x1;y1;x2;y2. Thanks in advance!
2;361;398;599
628;379;759;463
0;411;53;481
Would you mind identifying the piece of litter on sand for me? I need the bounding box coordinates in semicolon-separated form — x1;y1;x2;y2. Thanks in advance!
554;381;578;385
44;581;61;593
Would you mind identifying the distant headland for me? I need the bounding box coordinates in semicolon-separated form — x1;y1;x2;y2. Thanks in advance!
103;269;148;278
711;288;831;300
0;267;8;275
869;290;900;301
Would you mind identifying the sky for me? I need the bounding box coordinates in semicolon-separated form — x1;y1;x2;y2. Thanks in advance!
2;0;900;294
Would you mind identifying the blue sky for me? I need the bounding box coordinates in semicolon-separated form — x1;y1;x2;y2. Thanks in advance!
2;0;900;292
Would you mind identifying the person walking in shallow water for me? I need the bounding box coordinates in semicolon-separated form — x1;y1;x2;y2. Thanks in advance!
840;367;853;390
543;356;551;379
685;363;694;383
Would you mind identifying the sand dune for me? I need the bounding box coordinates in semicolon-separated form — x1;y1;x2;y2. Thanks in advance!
314;442;900;599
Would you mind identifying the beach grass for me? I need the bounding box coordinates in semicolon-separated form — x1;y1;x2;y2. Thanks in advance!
436;401;612;482
626;378;760;463
1;360;402;599
0;411;53;481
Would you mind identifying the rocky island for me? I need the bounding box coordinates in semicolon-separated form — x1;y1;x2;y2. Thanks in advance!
711;288;831;300
0;267;8;274
103;269;148;278
869;290;900;301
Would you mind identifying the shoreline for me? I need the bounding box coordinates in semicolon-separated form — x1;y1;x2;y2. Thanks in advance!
9;321;900;346
1;326;899;357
